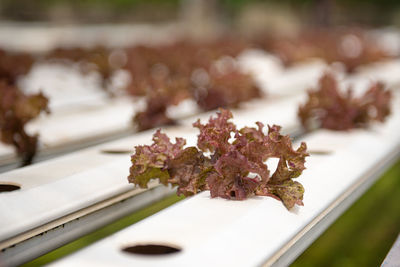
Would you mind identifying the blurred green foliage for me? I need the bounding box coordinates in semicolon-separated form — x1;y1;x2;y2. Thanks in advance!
1;0;399;25
3;0;400;10
221;0;400;6
292;159;400;267
0;0;181;22
3;0;181;8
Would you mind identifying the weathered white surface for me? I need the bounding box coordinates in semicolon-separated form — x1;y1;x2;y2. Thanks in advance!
167;99;201;120
0;97;141;167
20;62;109;111
355;59;400;89
0;23;186;168
0;126;197;243
0;185;174;267
370;28;400;56
51;92;400;267
180;94;305;134
0;146;14;161
266;60;327;96
237;49;283;94
0;59;143;168
382;234;400;267
26;98;139;147
238;49;327;96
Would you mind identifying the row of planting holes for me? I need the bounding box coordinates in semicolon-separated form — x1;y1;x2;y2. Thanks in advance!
0;158;179;256
0;180;181;256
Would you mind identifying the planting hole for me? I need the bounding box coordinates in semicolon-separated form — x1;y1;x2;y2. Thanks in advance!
0;182;21;193
101;149;132;155
122;244;181;256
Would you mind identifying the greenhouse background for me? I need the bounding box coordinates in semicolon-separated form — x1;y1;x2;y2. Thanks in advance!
0;1;399;266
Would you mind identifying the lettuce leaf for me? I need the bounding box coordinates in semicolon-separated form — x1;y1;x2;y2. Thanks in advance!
129;109;309;210
0;81;49;165
298;73;392;131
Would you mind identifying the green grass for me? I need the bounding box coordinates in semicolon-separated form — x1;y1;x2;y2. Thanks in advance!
22;194;185;266
292;159;400;267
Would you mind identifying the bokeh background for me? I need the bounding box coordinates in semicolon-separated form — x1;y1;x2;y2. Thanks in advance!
1;1;399;266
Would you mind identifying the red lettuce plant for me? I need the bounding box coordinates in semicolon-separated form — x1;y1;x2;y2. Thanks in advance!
0;49;34;85
193;66;262;111
298;73;391;131
132;91;177;131
125;39;261;131
128;109;309;209
46;40;260;132
0;81;49;165
257;29;390;73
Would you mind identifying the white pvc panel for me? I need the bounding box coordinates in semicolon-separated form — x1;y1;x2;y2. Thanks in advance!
0;97;139;167
0;126;198;244
0;23;182;168
26;98;139;148
382;234;400;267
238;49;327;96
355;59;400;89
51;93;400;267
20;62;110;111
0;146;14;163
0;61;143;168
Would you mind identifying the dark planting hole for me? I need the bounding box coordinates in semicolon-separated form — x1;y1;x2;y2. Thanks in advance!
101;149;132;155
0;183;21;193
122;244;181;256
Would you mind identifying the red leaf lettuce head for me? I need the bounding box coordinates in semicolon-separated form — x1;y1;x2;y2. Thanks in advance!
298;73;392;131
129;108;309;210
0;81;49;165
193;108;236;154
